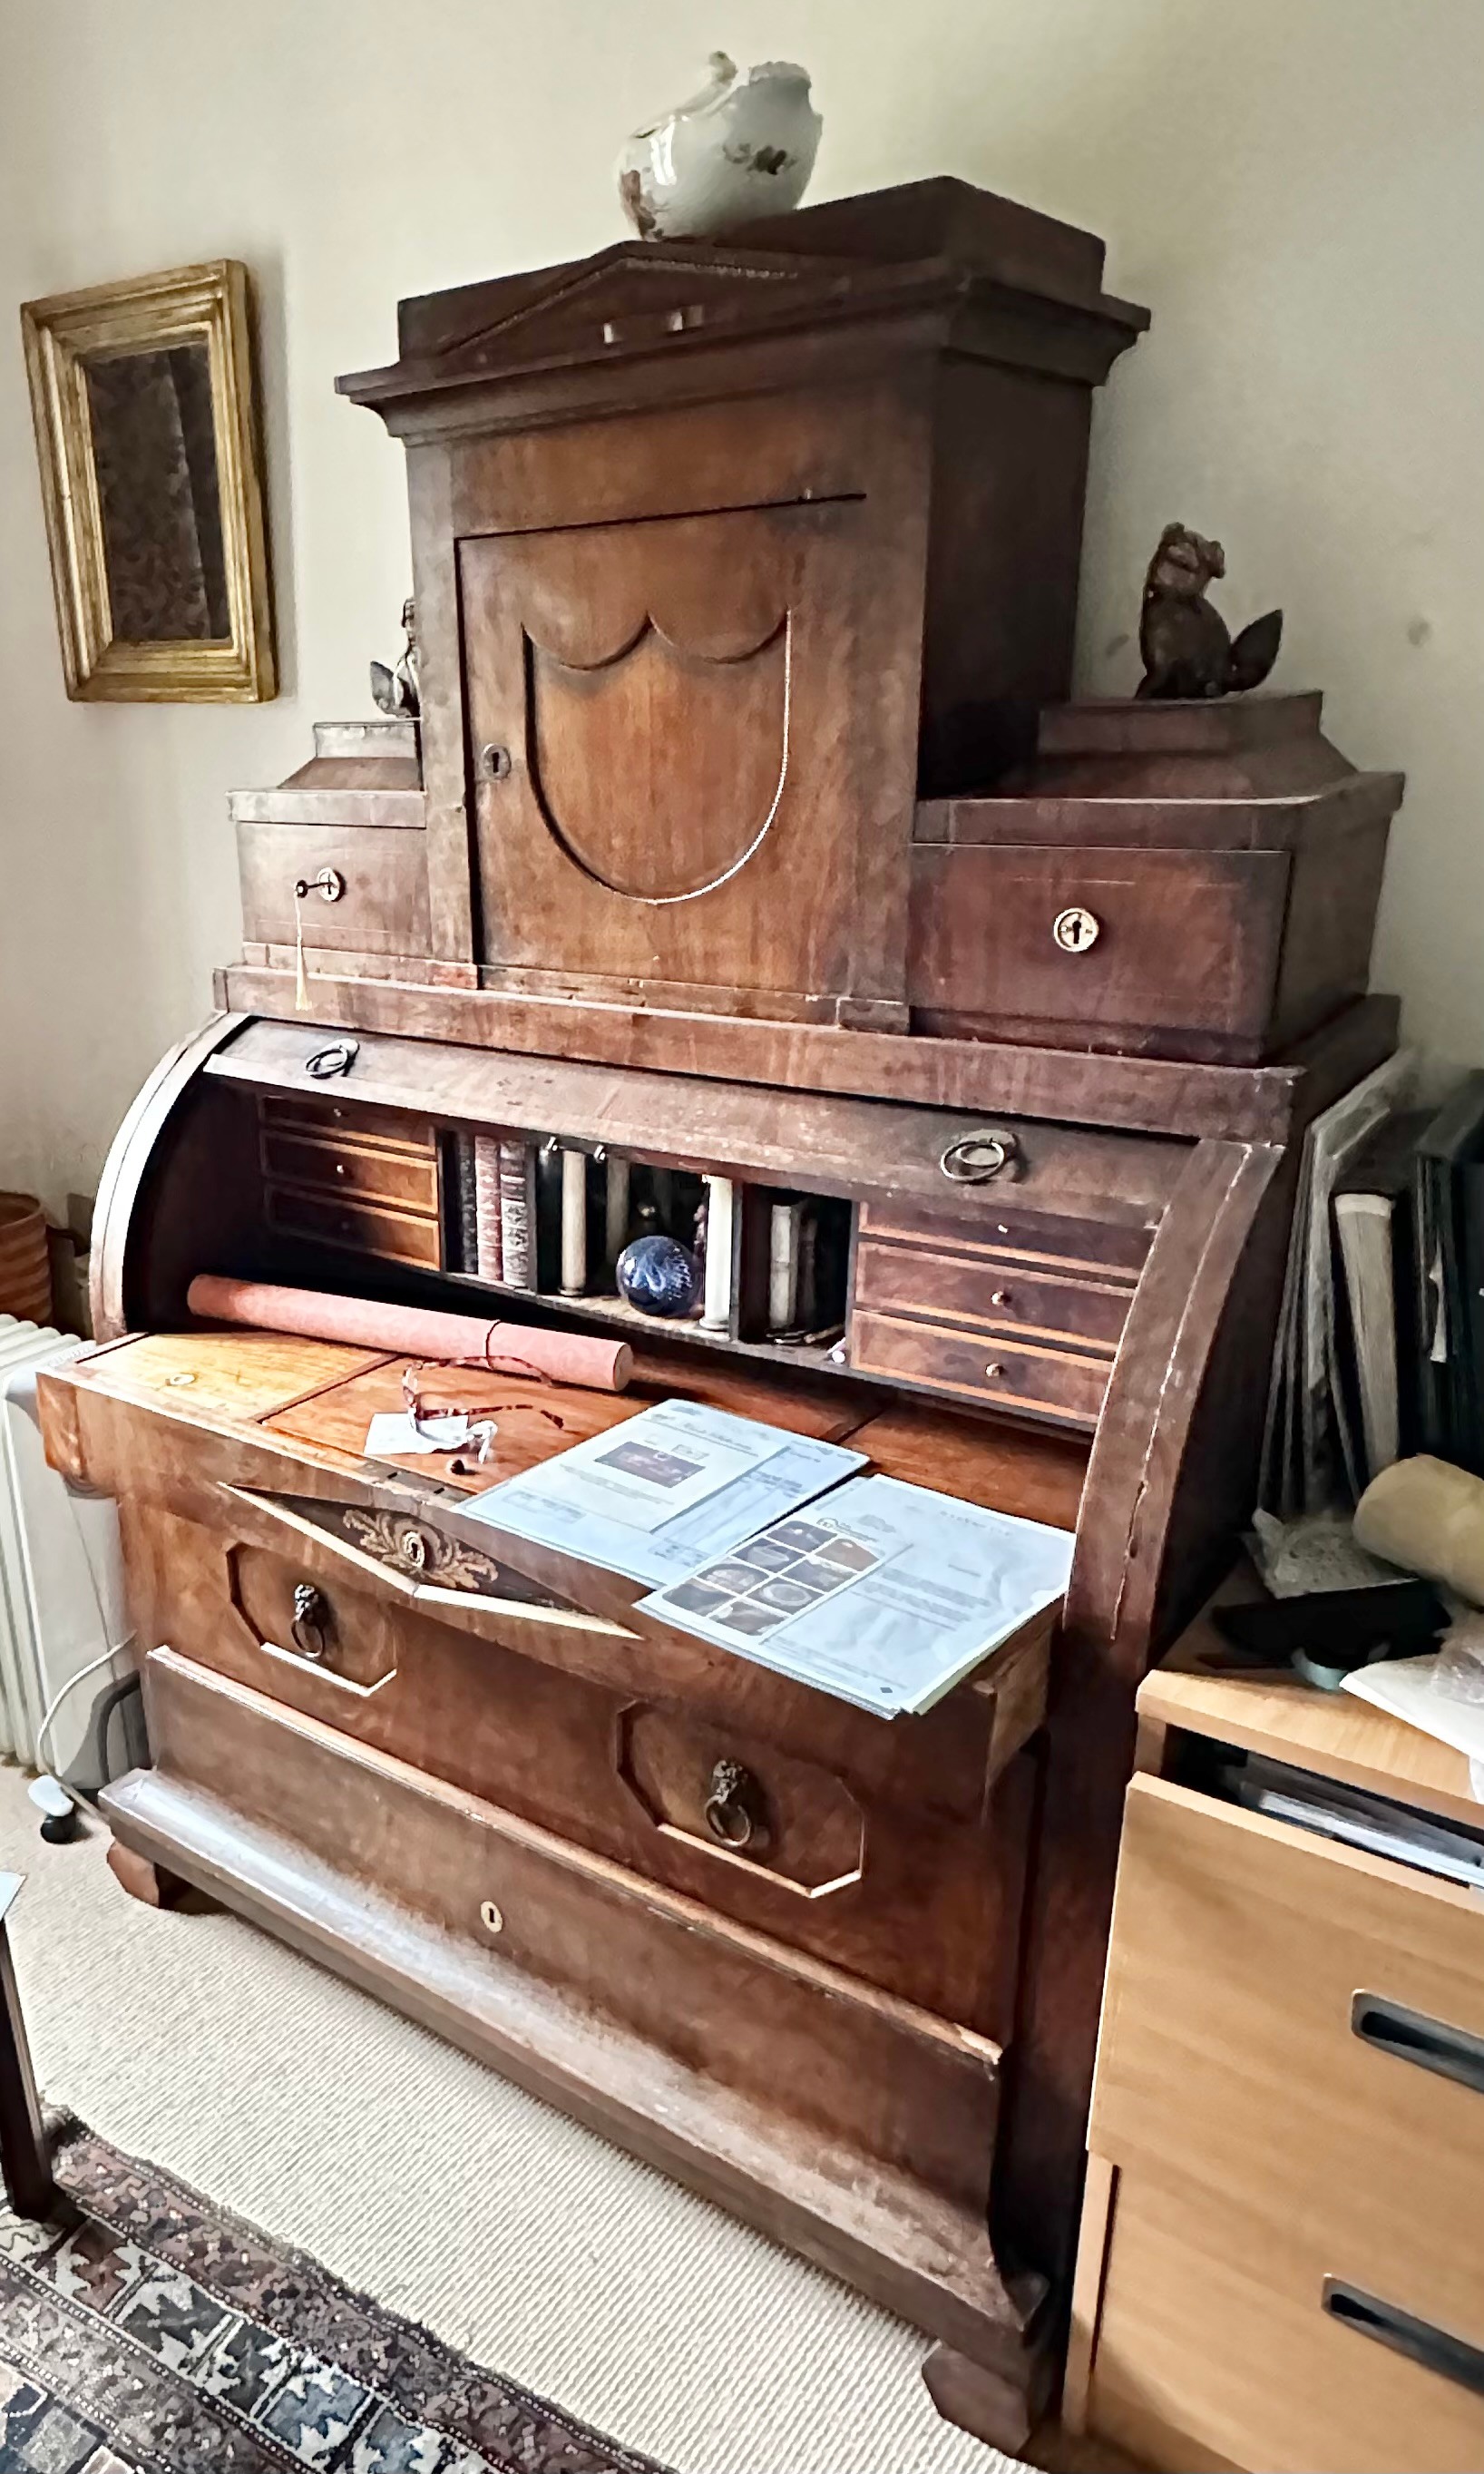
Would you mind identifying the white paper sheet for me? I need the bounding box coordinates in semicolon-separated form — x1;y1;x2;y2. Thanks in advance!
457;1397;866;1586
638;1472;1074;1716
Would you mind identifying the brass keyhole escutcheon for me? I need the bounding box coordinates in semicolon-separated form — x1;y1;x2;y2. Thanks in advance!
703;1757;763;1853
1052;905;1101;953
479;743;512;781
480;1900;504;1935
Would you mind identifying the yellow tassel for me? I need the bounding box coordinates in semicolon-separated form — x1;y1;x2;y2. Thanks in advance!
294;893;310;1012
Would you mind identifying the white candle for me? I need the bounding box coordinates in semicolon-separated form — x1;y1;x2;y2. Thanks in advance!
702;1176;735;1330
561;1148;588;1295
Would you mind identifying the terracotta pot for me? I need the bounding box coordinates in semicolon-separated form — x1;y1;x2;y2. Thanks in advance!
0;1193;52;1327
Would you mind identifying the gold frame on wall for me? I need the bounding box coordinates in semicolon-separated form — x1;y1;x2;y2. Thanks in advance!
21;259;276;702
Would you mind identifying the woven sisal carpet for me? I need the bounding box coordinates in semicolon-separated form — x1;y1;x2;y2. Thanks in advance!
0;1768;1015;2471
0;2117;663;2472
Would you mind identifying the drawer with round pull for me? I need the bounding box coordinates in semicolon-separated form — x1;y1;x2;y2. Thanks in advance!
907;840;1292;1058
237;819;431;956
850;1306;1112;1427
616;1705;865;1894
260;1128;440;1216
854;1232;1132;1353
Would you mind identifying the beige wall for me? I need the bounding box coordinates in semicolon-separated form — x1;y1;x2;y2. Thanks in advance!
3;0;1480;1216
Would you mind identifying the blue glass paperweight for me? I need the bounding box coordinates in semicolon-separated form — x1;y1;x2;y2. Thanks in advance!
615;1232;701;1319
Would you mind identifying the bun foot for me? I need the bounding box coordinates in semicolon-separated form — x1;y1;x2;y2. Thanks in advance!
923;2336;1051;2458
105;1841;211;1912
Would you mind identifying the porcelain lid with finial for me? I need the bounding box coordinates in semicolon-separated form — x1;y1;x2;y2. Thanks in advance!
617;51;823;242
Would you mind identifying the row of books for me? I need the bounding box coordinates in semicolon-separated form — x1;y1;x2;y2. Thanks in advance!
1333;1075;1484;1486
439;1133;849;1338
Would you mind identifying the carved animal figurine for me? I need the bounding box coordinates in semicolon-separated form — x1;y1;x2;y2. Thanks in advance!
617;52;822;241
370;596;420;718
1137;524;1283;699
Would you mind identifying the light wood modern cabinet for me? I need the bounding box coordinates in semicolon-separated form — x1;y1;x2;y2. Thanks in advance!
1066;1576;1484;2474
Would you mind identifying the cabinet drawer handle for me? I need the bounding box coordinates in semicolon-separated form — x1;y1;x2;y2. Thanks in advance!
704;1757;762;1852
1052;905;1100;953
290;1581;330;1659
940;1130;1018;1185
1352;1991;1484;2097
1323;2278;1484;2400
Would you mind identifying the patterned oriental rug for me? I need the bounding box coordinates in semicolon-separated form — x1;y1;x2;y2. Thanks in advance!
0;2118;667;2474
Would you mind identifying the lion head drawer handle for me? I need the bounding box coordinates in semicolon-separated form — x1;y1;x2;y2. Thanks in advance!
1052;905;1101;953
703;1757;764;1853
289;1581;330;1659
939;1129;1019;1185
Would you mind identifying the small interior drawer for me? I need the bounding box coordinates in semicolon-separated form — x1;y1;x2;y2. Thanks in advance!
260;1129;440;1216
265;1182;443;1267
259;1094;434;1150
857;1198;1152;1280
850;1306;1110;1426
854;1235;1129;1352
238;818;431;956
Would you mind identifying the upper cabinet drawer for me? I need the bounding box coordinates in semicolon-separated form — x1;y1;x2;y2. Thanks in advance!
238;820;430;956
908;843;1291;1061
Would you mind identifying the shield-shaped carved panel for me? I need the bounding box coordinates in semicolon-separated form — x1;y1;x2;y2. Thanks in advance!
461;498;864;996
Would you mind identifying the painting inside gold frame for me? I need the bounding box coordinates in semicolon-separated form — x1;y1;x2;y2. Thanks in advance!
22;259;275;702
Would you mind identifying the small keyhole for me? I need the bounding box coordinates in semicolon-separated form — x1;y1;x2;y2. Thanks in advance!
480;1900;504;1935
479;744;512;781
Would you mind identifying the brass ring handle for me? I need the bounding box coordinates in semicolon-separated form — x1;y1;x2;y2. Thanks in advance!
294;867;345;903
289;1580;329;1659
703;1757;760;1852
939;1130;1018;1184
304;1039;359;1081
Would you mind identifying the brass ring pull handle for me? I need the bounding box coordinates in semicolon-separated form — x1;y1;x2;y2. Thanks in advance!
939;1130;1019;1185
289;1580;329;1659
304;1039;359;1081
294;867;345;903
703;1757;762;1852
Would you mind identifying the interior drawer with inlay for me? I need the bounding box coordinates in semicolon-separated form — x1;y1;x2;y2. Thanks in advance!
857;1198;1153;1281
854;1234;1131;1352
850;1306;1111;1426
265;1182;443;1266
260;1128;440;1215
259;1094;434;1149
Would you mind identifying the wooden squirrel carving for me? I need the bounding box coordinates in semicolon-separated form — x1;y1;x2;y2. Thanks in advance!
1137;523;1283;699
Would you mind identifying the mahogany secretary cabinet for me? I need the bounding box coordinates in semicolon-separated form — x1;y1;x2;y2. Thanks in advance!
38;181;1404;2452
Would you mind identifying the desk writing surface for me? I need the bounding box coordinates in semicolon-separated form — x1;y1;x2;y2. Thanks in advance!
1144;1559;1480;1829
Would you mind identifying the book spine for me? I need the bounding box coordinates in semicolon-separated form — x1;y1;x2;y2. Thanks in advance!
454;1134;480;1275
499;1139;535;1289
473;1135;504;1283
560;1147;588;1296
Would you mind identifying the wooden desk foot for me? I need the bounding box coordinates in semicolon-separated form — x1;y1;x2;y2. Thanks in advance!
106;1840;210;1912
923;2336;1053;2458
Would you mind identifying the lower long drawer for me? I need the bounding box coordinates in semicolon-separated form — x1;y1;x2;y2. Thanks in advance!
103;1647;1020;2360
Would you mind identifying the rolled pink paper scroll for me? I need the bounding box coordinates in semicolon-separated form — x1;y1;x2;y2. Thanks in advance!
187;1276;633;1393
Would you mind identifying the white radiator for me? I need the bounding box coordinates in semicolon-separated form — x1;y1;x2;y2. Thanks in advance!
0;1315;132;1777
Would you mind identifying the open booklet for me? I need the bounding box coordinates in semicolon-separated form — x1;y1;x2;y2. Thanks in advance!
456;1397;867;1588
638;1472;1074;1716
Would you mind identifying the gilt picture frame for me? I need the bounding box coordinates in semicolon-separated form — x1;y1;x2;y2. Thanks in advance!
21;259;276;702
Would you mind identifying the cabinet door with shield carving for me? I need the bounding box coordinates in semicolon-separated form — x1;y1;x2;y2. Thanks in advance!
460;498;880;1012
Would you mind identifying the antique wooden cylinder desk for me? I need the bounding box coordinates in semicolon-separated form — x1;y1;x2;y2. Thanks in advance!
38;181;1404;2450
